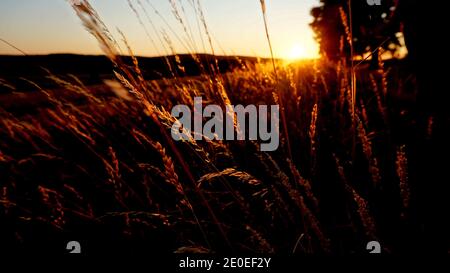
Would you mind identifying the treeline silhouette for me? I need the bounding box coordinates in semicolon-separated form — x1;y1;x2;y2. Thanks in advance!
310;0;418;68
0;54;258;92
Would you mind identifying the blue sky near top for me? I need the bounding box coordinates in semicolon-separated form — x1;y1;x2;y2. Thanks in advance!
0;0;319;59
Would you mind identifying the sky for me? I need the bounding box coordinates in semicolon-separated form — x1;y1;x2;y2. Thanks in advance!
0;0;320;59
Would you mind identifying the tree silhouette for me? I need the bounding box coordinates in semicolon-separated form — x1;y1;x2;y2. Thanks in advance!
311;0;403;68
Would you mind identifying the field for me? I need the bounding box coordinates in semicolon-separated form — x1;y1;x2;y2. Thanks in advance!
0;1;448;255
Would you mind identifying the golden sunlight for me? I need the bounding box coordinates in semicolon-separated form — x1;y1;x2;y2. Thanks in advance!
281;42;318;62
289;44;306;60
284;43;310;61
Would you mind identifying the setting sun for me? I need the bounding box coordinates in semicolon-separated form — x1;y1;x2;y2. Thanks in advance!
289;44;306;60
282;43;318;61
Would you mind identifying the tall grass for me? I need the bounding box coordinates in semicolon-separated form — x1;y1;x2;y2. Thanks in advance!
0;0;419;254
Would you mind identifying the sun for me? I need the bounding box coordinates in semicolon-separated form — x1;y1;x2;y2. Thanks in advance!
287;44;306;61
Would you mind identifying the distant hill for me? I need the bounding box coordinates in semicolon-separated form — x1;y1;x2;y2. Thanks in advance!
0;54;264;92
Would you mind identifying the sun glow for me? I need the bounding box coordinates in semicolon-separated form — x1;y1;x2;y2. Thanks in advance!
287;44;307;60
281;42;319;62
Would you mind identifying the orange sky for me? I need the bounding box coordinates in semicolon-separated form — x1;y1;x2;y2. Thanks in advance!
0;0;319;60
